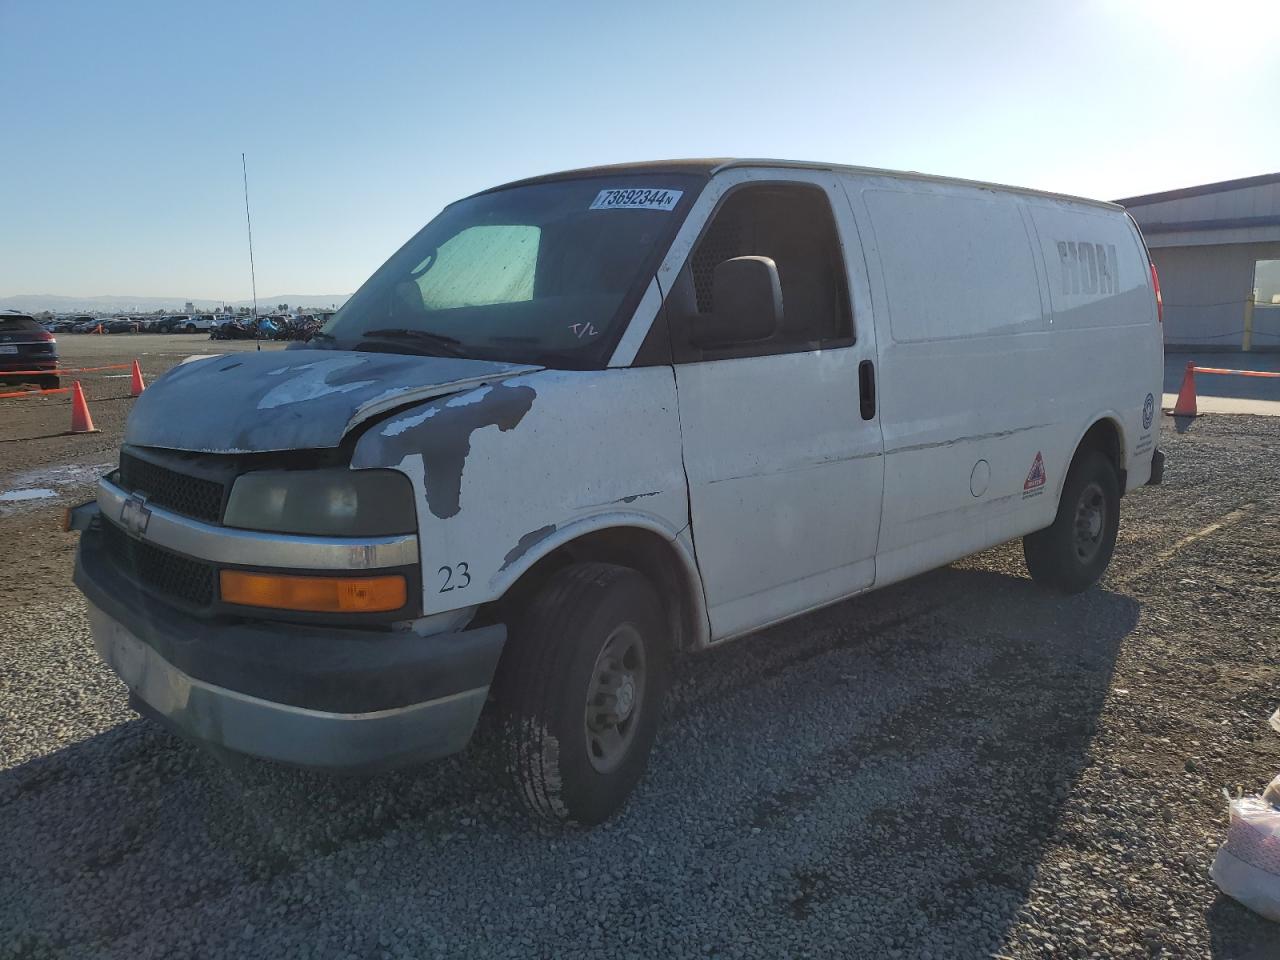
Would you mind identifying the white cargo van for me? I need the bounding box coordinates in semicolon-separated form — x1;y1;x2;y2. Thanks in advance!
70;159;1165;824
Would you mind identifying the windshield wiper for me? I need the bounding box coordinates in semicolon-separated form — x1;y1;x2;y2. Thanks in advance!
356;328;469;358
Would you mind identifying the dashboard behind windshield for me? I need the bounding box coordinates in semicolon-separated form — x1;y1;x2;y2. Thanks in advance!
321;174;704;368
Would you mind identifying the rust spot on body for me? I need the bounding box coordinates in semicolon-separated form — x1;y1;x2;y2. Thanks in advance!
501;524;557;571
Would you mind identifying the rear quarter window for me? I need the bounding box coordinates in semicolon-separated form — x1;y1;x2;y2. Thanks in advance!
864;188;1044;343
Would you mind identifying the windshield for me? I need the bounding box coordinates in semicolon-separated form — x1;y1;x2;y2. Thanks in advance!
319;174;703;368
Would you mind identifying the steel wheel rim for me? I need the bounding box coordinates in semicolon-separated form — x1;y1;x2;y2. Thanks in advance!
1072;480;1106;564
584;623;646;774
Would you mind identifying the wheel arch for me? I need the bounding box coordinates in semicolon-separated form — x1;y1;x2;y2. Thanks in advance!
487;514;710;655
1062;413;1127;499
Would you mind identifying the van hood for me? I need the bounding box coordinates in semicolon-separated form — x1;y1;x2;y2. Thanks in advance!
123;349;540;454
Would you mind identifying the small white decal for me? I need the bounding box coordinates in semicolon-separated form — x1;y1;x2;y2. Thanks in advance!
589;188;683;211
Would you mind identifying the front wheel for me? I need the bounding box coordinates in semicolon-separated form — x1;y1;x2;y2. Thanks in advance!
496;562;669;825
1023;449;1120;594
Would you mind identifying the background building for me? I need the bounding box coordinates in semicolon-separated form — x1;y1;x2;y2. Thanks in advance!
1117;173;1280;352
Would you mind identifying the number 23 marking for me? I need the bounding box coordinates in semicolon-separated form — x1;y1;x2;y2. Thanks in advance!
438;562;471;592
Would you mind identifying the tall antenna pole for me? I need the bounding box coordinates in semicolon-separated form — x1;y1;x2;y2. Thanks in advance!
241;153;259;318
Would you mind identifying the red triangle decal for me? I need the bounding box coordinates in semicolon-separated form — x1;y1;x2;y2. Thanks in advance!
1024;452;1046;491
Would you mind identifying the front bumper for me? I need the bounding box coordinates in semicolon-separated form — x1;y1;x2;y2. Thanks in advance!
75;511;507;770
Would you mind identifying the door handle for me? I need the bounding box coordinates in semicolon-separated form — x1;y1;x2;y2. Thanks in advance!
858;359;876;420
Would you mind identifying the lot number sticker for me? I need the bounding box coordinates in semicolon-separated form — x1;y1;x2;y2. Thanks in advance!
589;188;683;211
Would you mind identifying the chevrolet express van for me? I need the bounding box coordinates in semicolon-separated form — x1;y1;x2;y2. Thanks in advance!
70;159;1165;824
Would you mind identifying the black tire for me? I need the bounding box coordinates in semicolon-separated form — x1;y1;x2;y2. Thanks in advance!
40;376;60;390
185;323;197;334
1023;449;1120;594
496;562;669;825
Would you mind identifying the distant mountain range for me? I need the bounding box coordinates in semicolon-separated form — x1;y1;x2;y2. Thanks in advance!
0;293;351;314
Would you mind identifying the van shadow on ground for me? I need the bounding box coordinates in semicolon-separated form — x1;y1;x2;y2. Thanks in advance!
1;564;1152;957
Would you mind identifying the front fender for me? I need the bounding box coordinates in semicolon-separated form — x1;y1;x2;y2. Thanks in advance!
351;366;691;616
489;510;688;589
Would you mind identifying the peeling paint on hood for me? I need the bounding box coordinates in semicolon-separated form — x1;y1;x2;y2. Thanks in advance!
123;348;540;453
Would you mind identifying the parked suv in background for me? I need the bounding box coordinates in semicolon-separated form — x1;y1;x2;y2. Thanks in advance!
105;317;141;334
0;310;59;389
178;314;217;333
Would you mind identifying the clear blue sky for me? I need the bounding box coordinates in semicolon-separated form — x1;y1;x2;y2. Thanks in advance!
3;0;1277;301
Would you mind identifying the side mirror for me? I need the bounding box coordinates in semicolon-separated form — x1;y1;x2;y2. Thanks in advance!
690;256;783;347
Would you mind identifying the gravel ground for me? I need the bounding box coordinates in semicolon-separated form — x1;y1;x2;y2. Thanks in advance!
1;343;1278;958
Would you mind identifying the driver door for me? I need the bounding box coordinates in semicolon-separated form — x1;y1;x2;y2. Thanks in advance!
663;171;885;640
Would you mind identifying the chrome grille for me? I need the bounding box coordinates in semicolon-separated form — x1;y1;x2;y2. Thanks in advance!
101;519;217;609
118;452;225;524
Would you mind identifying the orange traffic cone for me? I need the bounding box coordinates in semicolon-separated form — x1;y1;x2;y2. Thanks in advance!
1171;361;1197;417
70;381;98;433
94;323;103;334
129;359;146;397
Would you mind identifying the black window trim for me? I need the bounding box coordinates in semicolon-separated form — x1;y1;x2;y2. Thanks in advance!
662;178;856;364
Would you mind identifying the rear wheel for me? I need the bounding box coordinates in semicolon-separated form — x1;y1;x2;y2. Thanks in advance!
185;323;196;333
496;562;669;825
40;376;60;390
1023;449;1120;593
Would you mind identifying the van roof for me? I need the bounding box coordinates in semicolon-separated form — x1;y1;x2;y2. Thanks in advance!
477;158;1123;212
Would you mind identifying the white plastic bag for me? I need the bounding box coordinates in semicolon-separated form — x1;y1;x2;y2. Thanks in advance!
1211;782;1280;922
1266;775;1280;809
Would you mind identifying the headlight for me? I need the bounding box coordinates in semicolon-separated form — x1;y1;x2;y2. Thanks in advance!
224;468;415;536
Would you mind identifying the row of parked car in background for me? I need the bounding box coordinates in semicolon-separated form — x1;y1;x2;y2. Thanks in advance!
209;315;323;341
1;309;330;390
38;313;326;340
45;314;222;334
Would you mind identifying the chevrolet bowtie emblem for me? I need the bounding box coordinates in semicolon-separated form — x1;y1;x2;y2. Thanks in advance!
120;492;152;537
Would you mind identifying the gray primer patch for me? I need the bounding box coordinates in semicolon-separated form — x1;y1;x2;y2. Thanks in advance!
354;382;537;519
501;524;556;571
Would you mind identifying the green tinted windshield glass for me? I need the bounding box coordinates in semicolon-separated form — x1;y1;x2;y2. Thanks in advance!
416;225;538;309
322;174;702;368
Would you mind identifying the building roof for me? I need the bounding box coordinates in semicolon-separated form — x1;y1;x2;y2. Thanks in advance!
1115;172;1280;207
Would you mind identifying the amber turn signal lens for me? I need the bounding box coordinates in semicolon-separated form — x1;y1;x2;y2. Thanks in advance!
219;570;407;613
